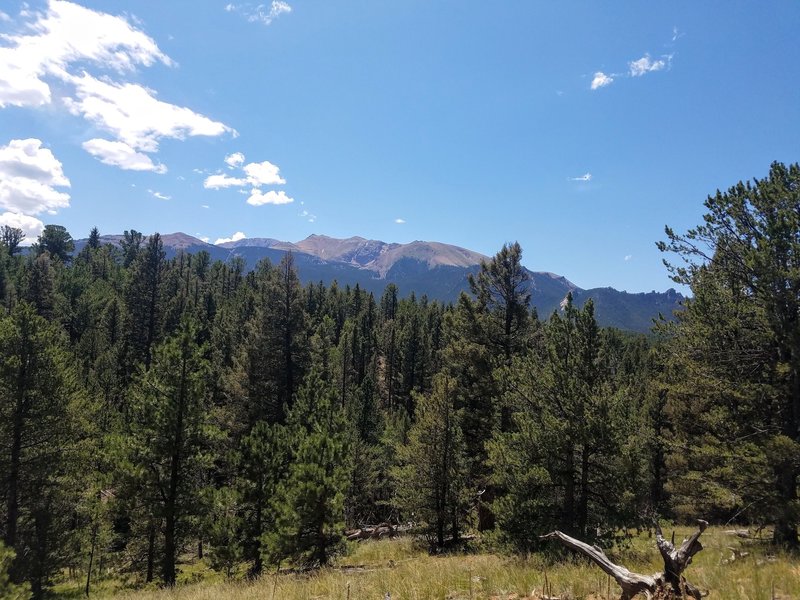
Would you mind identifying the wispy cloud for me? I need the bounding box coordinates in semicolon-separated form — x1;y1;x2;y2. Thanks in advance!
570;173;592;182
214;231;247;245
224;152;245;169
299;208;316;223
590;72;613;90
624;254;633;262
629;54;668;77
590;30;677;91
395;218;406;224
226;1;292;26
148;189;171;200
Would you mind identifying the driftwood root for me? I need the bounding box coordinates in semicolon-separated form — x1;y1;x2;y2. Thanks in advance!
540;520;709;599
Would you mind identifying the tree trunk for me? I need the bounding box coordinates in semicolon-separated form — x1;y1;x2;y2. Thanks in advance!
85;522;98;597
250;502;263;578
578;445;591;538
773;468;799;547
145;522;155;583
5;400;23;550
562;449;576;534
4;358;28;551
163;350;189;586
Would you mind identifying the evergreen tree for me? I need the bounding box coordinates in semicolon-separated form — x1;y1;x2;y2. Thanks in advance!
0;303;85;597
489;298;643;550
120;229;144;268
22;254;56;319
126;321;210;585
124;233;166;371
659;161;800;547
35;224;74;262
0;226;24;255
264;368;349;567
0;542;29;599
236;420;289;576
467;241;532;362
392;374;468;548
87;227;101;250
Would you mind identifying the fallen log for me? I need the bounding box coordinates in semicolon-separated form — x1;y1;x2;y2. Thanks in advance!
345;523;398;541
540;519;708;600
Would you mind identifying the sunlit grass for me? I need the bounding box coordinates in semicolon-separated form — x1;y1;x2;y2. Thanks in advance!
54;527;800;599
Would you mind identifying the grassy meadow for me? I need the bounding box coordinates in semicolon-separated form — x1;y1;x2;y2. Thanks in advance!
52;527;799;600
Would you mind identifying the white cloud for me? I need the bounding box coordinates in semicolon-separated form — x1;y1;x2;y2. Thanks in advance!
299;208;316;222
247;189;293;206
571;173;592;182
395;218;406;224
624;254;633;262
83;138;167;173
590;72;613;90
0;211;44;244
0;0;171;109
0;11;11;22
205;155;285;187
0;138;70;215
148;189;171;200
243;160;285;185
629;54;667;77
201;204;210;209
228;1;292;25
224;151;245;168
199;236;210;243
0;1;233;169
204;173;248;189
214;231;247;245
65;73;232;152
205;153;292;205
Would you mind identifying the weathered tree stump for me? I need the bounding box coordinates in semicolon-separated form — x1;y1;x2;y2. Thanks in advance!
540;519;708;599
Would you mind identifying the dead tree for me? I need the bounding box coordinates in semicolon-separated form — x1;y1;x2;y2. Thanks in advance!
540;519;708;599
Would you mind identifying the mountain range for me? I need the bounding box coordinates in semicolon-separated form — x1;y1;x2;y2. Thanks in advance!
78;232;684;333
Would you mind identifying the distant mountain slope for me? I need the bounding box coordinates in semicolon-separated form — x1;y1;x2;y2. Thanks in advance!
77;232;683;333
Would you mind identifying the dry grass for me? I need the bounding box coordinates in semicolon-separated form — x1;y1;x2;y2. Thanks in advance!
55;527;800;599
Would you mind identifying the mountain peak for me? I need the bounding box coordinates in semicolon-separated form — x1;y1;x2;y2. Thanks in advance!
159;232;208;248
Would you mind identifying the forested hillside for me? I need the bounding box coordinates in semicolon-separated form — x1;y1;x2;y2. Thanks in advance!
0;163;798;598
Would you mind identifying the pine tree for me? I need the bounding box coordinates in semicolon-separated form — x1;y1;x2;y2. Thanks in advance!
392;374;468;548
659;161;800;547
0;302;85;597
489;297;642;550
126;320;210;585
264;368;350;567
35;224;74;262
0;542;29;599
87;227;101;250
236;420;289;576
124;233;166;371
0;226;24;255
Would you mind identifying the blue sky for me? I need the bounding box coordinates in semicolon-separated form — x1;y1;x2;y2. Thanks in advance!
0;1;798;292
